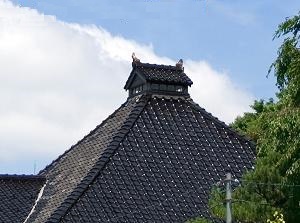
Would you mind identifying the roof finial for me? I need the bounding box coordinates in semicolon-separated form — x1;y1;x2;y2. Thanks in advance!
176;59;183;70
132;52;140;64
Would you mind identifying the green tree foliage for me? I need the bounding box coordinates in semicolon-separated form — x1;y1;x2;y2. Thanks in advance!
270;12;300;106
230;99;274;141
188;12;300;223
214;12;300;223
208;102;300;223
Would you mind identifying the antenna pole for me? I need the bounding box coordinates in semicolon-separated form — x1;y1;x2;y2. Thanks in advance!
34;161;36;175
225;173;232;223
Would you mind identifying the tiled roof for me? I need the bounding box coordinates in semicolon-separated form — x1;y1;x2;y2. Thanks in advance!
26;94;254;222
5;62;255;223
124;63;193;89
26;96;147;223
0;175;45;223
59;95;254;222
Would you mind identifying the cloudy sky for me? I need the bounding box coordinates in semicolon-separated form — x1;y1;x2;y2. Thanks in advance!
1;0;299;174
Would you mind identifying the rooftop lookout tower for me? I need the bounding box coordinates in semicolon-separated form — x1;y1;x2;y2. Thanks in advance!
124;56;193;98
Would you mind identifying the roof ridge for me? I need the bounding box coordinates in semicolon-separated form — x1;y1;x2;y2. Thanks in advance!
124;62;193;91
133;62;182;71
187;98;256;150
47;95;150;222
38;100;132;176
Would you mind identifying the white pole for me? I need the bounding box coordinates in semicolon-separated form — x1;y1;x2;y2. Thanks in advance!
225;173;232;223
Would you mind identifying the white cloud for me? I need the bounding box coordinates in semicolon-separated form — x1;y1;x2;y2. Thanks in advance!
186;60;253;122
0;0;253;173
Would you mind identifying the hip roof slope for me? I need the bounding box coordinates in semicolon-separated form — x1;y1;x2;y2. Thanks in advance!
26;96;148;223
59;95;255;222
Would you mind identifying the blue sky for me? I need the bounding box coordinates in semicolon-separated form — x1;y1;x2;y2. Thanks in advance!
1;0;299;174
11;0;300;98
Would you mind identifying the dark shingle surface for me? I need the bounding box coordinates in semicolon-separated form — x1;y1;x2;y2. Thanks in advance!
26;96;147;223
0;175;45;223
60;95;255;223
19;62;255;223
125;63;193;89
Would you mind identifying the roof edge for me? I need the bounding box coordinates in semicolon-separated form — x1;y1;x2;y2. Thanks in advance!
39;100;133;176
124;67;145;90
47;94;150;222
187;98;256;151
124;62;192;90
132;62;183;70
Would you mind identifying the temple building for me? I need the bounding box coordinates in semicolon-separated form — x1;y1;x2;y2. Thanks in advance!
0;58;255;222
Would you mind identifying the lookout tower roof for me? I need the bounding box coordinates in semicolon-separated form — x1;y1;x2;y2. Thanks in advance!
124;62;193;97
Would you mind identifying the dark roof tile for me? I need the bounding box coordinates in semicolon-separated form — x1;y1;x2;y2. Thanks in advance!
124;63;193;89
5;62;256;223
57;95;255;223
26;96;148;222
0;175;45;223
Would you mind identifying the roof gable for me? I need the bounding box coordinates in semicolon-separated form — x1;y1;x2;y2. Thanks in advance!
124;63;193;90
